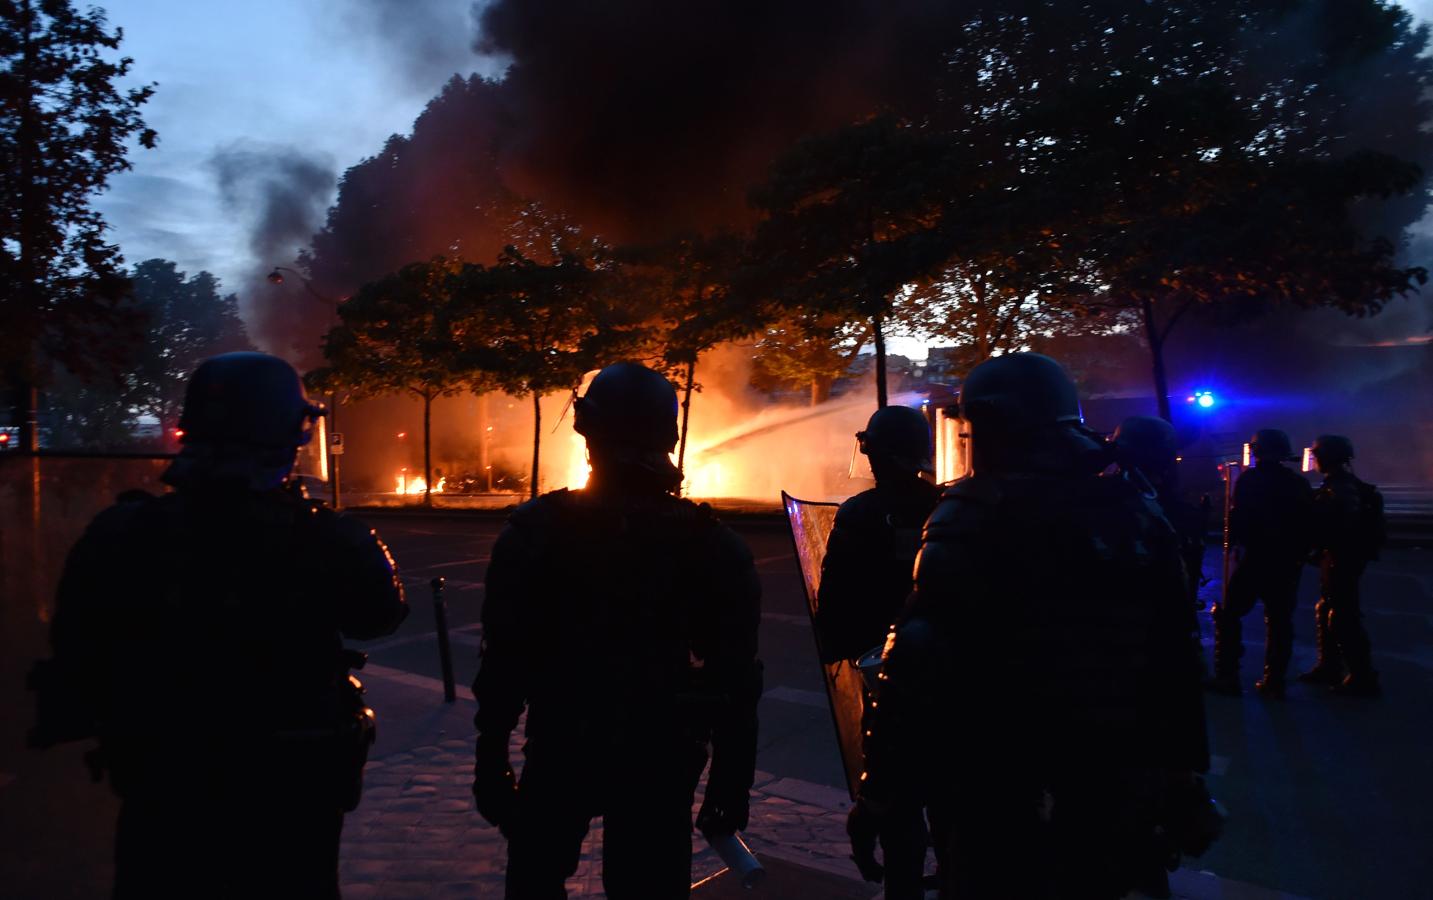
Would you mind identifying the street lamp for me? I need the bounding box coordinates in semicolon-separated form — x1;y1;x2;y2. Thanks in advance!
266;265;343;508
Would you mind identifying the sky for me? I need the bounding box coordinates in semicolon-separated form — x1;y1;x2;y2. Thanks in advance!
94;0;498;297
92;1;1433;364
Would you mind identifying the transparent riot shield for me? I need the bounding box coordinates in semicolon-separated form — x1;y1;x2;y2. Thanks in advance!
781;490;868;800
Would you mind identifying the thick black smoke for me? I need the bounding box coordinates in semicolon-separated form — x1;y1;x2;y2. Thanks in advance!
208;141;337;361
474;0;963;239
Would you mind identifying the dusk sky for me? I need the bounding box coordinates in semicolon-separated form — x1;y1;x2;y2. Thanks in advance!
93;0;1433;359
95;0;499;298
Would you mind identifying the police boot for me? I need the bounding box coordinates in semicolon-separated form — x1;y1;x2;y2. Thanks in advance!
1205;605;1243;696
1257;613;1292;698
1328;606;1379;697
1254;668;1285;699
1298;599;1343;685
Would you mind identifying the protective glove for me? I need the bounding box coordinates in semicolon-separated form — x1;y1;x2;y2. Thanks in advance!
472;737;519;836
696;781;750;835
846;801;886;884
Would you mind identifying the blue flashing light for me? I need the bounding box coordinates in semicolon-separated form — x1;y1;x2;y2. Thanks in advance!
1187;390;1217;410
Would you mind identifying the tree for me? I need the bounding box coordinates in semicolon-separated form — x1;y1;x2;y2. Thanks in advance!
38;260;250;450
750;313;869;405
614;232;747;470
0;0;156;449
450;246;646;499
311;257;472;505
934;0;1433;418
747;2;1433;418
127;259;250;433
746;116;949;407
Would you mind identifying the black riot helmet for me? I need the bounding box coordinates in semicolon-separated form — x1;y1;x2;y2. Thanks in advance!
1249;429;1294;463
178;352;323;449
959;353;1084;433
1114;415;1179;467
857;406;934;475
1113;415;1180;484
1312;434;1355;469
573;362;680;452
959;353;1101;476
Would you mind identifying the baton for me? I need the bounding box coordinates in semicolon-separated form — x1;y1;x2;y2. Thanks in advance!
703;829;765;889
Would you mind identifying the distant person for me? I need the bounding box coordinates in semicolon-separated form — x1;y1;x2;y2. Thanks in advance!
848;353;1217;899
813;404;941;899
815;405;941;664
1112;416;1210;608
1299;435;1385;696
1207;429;1313;699
471;362;762;899
29;352;409;899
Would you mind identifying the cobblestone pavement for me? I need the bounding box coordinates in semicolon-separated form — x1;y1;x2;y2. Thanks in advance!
340;683;1309;900
340;725;867;899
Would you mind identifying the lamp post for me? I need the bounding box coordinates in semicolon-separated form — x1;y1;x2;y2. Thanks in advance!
267;266;343;508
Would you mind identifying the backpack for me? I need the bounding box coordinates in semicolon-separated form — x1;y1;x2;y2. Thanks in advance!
1356;479;1387;560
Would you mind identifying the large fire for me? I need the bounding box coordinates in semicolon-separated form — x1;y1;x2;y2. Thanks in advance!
561;433;734;496
395;469;445;494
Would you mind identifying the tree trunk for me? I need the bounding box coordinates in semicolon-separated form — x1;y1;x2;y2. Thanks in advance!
476;391;491;491
873;314;888;408
677;360;696;477
16;1;39;454
811;374;833;406
530;390;541;501
328;392;341;508
1140;297;1174;422
422;391;433;507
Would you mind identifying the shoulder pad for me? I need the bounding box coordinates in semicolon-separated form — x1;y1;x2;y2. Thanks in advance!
923;478;997;541
833;488;883;526
941;475;1002;506
506;488;573;527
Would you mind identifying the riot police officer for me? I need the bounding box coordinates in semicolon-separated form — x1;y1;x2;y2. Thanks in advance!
471;362;762;899
815;405;941;664
813;405;941;899
1112;416;1209;608
1207;429;1313;698
847;353;1214;899
1299;435;1384;695
29;352;409;899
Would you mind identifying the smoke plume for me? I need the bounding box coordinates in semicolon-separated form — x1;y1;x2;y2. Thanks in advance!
208;141;337;361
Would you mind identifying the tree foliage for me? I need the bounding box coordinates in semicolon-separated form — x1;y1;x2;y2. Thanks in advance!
312;256;477;503
40;260;249;449
0;0;156;393
448;246;646;498
127;259;250;431
748;1;1433;414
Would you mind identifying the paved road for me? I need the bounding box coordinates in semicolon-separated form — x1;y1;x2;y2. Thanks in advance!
3;506;1430;898
360;512;1433;900
358;512;848;794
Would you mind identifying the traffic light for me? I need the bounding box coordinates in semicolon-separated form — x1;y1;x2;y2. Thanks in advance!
0;432;10;448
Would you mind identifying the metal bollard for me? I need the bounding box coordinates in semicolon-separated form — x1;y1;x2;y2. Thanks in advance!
431;576;456;702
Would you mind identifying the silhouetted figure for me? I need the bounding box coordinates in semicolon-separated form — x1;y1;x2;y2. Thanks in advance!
1299;435;1384;696
847;354;1216;900
814;405;940;899
29;352;408;899
471;362;762;899
1112;416;1209;608
816;405;941;664
1207;429;1313;699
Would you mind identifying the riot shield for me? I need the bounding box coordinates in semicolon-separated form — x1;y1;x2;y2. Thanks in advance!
781;490;868;800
